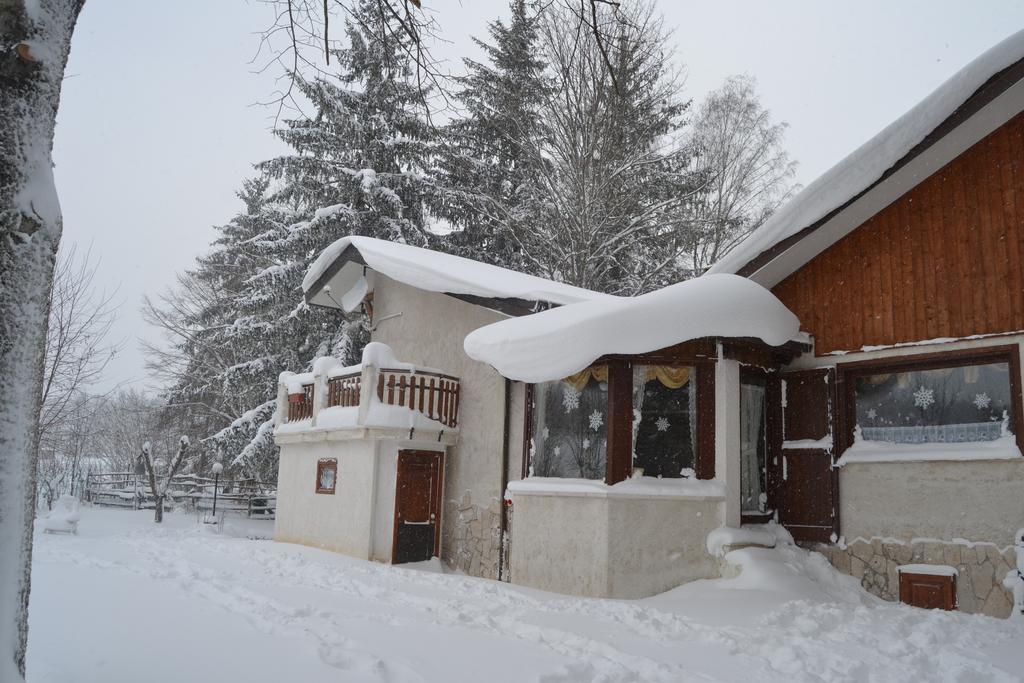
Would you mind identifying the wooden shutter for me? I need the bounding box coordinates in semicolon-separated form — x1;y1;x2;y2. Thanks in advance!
899;572;956;610
776;368;838;543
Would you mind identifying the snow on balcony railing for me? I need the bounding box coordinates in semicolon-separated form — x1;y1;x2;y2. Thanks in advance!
376;368;460;428
327;373;361;408
276;343;460;433
287;383;315;422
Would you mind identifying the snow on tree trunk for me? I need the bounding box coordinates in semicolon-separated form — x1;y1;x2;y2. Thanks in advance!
141;437;189;524
0;2;84;678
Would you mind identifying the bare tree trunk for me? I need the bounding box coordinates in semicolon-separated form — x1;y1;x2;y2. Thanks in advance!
0;1;84;679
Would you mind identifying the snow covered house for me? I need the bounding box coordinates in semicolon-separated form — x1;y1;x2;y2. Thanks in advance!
277;30;1024;617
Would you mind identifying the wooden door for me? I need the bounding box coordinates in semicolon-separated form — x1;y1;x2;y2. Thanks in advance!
392;450;444;564
775;368;838;543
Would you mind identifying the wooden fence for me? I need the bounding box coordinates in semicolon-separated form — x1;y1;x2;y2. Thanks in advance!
84;472;276;518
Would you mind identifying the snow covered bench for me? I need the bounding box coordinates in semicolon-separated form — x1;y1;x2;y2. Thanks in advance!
43;494;81;535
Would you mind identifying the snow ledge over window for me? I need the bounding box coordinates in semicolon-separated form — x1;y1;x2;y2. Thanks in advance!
465;274;801;383
897;564;958;577
506;476;726;501
835;435;1021;466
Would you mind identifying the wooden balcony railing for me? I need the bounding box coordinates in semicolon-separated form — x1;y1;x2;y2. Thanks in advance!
287;383;314;422
280;361;460;430
377;368;460;428
327;373;361;408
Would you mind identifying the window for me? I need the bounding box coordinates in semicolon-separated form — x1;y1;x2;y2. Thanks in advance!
845;348;1020;451
529;367;608;479
631;364;698;478
739;374;768;513
316;459;337;494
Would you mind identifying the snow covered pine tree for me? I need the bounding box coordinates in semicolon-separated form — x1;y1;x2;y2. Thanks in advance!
432;0;550;271
0;0;84;678
154;0;437;482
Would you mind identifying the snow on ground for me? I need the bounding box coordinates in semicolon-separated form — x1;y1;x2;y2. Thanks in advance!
27;507;1024;682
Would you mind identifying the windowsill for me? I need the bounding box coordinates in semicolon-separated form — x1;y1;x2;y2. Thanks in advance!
506;476;726;501
835;435;1021;466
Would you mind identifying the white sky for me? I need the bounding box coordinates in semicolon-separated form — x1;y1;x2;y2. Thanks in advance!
53;0;1024;394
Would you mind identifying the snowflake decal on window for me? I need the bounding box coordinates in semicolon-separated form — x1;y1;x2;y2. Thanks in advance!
589;410;604;431
974;392;992;410
913;386;935;409
655;417;671;432
582;438;591;449
542;426;550;439
552;446;561;457
561;387;580;413
866;408;877;420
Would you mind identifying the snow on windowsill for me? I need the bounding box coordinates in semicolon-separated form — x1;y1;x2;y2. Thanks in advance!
835;435;1021;466
506;476;726;501
782;436;833;450
897;564;958;577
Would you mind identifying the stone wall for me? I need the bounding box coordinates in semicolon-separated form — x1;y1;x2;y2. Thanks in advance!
442;490;502;579
815;539;1015;617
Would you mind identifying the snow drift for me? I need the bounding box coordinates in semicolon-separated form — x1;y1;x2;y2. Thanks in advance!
464;274;801;383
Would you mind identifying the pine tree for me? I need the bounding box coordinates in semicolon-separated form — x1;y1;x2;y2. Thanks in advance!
150;0;435;481
433;0;549;269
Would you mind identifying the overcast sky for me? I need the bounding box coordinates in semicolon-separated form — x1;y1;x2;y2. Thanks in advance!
53;1;1024;394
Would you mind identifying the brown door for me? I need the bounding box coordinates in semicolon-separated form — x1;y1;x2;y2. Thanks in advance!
775;368;838;543
392;450;444;564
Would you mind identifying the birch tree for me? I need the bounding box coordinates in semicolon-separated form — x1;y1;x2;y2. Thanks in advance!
686;75;798;272
0;1;85;678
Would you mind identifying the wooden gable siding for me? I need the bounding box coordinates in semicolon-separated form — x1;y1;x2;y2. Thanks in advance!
772;111;1024;354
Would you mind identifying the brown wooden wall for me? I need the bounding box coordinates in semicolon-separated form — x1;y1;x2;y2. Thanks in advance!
773;111;1024;354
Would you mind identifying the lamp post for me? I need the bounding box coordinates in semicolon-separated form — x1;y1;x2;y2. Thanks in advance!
211;462;223;517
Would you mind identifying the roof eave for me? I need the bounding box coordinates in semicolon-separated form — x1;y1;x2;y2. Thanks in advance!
735;53;1024;282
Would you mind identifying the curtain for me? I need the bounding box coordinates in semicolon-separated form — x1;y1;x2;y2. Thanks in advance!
566;365;689;391
740;383;766;513
646;366;691;389
564;366;608;391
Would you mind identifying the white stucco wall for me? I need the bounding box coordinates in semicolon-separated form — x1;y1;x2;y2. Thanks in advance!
714;356;742;527
510;492;723;598
786;335;1024;546
370;276;509;576
275;439;378;558
838;460;1024;545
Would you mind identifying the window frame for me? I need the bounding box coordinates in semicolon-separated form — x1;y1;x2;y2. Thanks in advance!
836;345;1024;456
522;348;717;484
316;458;338;494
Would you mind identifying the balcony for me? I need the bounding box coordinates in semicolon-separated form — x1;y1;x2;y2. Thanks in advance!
275;343;460;440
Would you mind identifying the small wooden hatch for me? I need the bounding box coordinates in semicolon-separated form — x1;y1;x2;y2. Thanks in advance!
898;566;956;611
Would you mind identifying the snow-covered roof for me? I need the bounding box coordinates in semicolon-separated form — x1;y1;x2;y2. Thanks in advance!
303;236;612;313
463;274;801;383
710;30;1024;285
